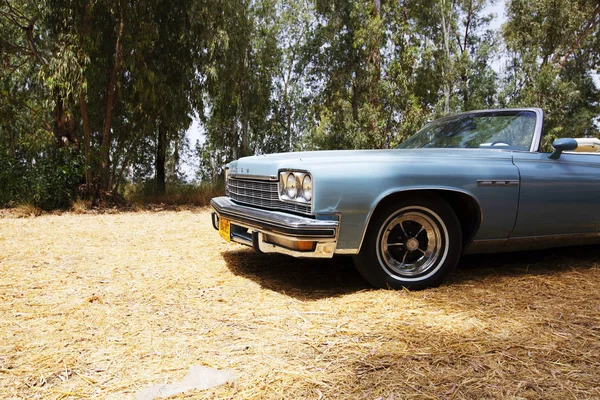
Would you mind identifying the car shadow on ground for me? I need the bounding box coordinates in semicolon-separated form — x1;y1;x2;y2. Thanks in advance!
222;250;368;300
452;244;600;284
222;245;600;300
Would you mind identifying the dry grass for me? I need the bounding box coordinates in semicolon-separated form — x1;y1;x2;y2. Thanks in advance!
8;203;43;218
1;209;599;399
125;183;225;208
70;199;93;214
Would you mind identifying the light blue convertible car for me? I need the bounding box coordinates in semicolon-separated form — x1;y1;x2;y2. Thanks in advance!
211;108;600;289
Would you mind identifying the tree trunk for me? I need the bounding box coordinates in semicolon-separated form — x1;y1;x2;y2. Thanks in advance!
557;2;600;67
79;94;92;185
240;48;250;157
461;0;472;110
171;134;179;178
99;1;125;191
286;105;292;152
156;124;166;194
371;0;382;147
241;108;249;157
53;93;78;149
112;130;145;193
351;80;359;121
231;117;238;160
440;0;451;114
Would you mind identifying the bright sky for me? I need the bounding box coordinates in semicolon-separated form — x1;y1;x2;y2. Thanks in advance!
182;116;203;180
486;0;507;74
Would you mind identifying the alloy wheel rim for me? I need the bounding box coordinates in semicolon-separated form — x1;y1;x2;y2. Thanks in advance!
378;209;445;278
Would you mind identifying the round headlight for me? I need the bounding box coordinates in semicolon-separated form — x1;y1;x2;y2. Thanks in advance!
302;175;312;201
286;173;298;199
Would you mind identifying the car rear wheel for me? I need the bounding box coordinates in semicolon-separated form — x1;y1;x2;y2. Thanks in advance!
354;195;462;290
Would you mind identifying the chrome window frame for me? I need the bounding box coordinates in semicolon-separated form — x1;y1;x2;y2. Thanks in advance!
402;108;544;153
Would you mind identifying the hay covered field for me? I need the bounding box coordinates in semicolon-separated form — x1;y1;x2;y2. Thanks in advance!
1;209;599;399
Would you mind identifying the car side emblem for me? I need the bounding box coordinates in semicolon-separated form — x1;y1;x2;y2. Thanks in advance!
477;179;519;186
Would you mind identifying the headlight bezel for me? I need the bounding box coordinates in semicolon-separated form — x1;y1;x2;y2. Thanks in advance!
278;170;313;205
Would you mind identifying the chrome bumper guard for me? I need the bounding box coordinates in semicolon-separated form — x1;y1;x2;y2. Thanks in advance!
211;196;338;258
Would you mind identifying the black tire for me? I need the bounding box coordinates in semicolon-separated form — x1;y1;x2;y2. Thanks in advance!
354;195;462;290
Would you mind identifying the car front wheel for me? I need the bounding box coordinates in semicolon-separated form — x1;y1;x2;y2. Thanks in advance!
354;195;462;290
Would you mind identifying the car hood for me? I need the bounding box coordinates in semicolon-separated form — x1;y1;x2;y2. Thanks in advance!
228;148;513;178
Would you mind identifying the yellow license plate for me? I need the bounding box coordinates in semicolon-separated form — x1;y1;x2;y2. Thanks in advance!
219;217;231;242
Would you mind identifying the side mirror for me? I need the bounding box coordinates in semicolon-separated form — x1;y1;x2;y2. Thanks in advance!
548;138;578;160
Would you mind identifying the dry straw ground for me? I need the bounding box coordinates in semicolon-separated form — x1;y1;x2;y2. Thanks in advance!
1;209;599;399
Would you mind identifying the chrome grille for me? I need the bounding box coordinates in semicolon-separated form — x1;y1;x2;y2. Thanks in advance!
226;177;312;215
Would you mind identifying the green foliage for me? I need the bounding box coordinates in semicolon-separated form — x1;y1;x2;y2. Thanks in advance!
0;148;83;209
1;0;600;208
501;0;600;141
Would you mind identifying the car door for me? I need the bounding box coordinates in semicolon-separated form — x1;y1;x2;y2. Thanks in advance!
510;151;600;245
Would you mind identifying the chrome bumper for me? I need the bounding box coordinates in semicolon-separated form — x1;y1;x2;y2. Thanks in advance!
210;196;338;258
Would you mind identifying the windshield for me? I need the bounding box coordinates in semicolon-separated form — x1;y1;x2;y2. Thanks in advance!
397;111;537;150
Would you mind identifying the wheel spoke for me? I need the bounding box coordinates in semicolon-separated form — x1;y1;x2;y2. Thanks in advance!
415;226;425;237
387;242;404;247
399;221;408;237
417;248;427;255
401;250;408;265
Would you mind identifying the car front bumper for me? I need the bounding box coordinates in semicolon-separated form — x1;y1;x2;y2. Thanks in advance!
210;196;338;258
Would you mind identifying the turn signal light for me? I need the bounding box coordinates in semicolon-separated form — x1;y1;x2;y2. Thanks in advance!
264;235;315;252
295;241;315;251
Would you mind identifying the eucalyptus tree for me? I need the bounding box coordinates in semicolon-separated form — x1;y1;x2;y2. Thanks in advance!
2;0;227;200
70;0;201;193
411;0;499;116
0;0;87;207
300;0;387;150
200;0;280;180
268;0;316;153
1;0;84;151
501;0;600;144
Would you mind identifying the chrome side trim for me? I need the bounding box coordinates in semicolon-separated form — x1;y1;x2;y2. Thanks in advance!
464;232;600;255
505;232;600;251
355;187;483;254
477;179;519;186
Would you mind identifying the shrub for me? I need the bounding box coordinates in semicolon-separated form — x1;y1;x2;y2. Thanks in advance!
0;149;84;210
124;180;225;207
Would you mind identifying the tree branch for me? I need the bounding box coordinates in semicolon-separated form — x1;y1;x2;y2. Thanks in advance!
463;0;473;55
24;17;48;65
557;3;600;67
0;37;33;58
0;58;30;79
1;0;30;28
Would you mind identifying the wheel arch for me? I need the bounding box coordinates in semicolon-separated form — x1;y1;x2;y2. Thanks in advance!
358;188;482;253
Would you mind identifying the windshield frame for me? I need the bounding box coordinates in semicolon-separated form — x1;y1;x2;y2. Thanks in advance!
397;108;544;152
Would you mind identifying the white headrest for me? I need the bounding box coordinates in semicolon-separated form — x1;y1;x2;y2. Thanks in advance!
573;138;600;153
